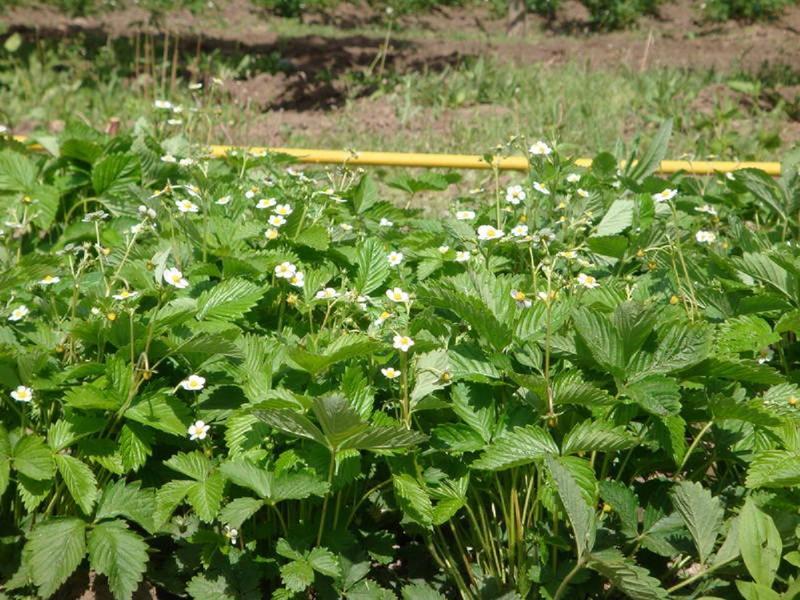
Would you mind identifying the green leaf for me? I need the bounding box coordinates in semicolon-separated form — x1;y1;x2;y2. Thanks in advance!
125;392;192;437
546;455;596;559
87;520;148;600
0;424;11;498
271;472;330;502
196;278;264;322
622;375;681;417
119;423;153;472
219;497;264;529
295;223;330;251
746;450;800;488
0;149;37;190
281;559;315;593
739;498;782;587
63;384;122;410
587;235;628;259
94;480;156;534
354;238;390;294
220;458;272;497
91;153;140;197
670;481;723;564
27;518;86;599
472;425;557;471
13;435;55;481
352;173;378;214
627;118;672;182
288;334;381;375
588;548;669;600
573;309;626;378
561;420;634;455
165;451;212;481
154;480;193;527
736;581;782;600
393;474;433;527
307;547;341;578
54;454;98;516
186;473;224;523
599;481;639;538
186;574;236;600
595;199;635;237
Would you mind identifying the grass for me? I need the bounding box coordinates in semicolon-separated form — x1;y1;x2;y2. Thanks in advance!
0;27;796;176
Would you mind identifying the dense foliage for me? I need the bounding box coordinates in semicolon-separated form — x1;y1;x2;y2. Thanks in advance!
1;121;800;599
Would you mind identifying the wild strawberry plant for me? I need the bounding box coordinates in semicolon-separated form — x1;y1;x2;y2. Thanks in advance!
1;120;800;599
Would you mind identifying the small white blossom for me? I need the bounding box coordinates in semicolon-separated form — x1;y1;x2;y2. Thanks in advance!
566;173;581;183
268;215;286;227
11;385;32;402
265;228;279;240
160;154;177;164
511;289;531;308
274;204;293;216
381;367;401;379
533;182;550;195
576;188;590;198
163;267;189;289
8;305;29;322
188;420;210;441
506;185;526;205
112;289;138;301
315;287;339;300
290;272;305;288
652;189;677;203
340;223;354;231
529;141;553;156
39;275;60;286
477;225;504;241
695;230;716;244
696;204;717;216
223;525;238;545
577;273;600;289
216;195;232;206
438;245;450;253
180;374;206;391
379;217;394;227
274;262;297;279
256;198;276;209
179;158;195;167
387;251;404;266
511;224;528;238
455;251;471;263
176;199;199;213
386;287;409;303
392;335;414;352
154;99;173;110
455;210;476;221
757;347;774;365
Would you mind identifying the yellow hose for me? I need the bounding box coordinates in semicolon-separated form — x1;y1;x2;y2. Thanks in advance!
11;136;782;175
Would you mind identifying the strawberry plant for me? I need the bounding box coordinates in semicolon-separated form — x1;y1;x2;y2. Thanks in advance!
1;120;800;599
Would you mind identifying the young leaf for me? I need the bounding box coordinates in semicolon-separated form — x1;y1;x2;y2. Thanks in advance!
354;238;390;294
27;518;87;599
196;278;264;322
87;520;148;600
307;547;341;578
393;474;433;527
587;549;669;600
186;473;224;523
54;454;98;516
561;420;634;455
219;497;264;529
13;435;55;481
472;425;557;471
670;481;723;564
546;455;596;559
738;498;781;588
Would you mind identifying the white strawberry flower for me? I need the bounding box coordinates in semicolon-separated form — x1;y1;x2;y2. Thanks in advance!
511;289;532;308
256;198;276;209
529;141;553;156
274;262;297;279
39;275;60;286
176;199;199;213
216;195;232;206
477;225;504;241
533;182;550;195
455;250;471;262
315;287;339;300
8;305;29;321
506;185;526;205
652;189;677;203
379;218;394;227
269;215;286;227
455;210;476;221
274;204;293;216
161;154;177;164
696;204;717;216
112;289;138;301
577;273;600;289
290;272;305;288
438;245;450;253
576;188;590;198
178;158;195;167
386;287;409;303
163;267;189;289
695;230;716;244
264;228;279;240
154;99;173;110
392;335;414;352
566;173;581;183
11;385;33;402
188;420;210;441
381;367;401;379
387;251;404;266
511;224;528;238
374;311;392;327
180;374;206;391
245;188;258;199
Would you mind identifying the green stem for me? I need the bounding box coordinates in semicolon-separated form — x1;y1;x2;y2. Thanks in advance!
553;558;586;600
316;449;336;546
